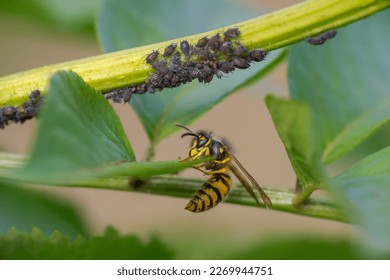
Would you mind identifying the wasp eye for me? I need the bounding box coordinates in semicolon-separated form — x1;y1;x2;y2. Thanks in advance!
197;137;208;148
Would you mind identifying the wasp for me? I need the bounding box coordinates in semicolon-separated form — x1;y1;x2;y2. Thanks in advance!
176;124;272;212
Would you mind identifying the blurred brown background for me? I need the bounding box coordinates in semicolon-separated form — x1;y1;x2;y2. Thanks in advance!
0;0;354;257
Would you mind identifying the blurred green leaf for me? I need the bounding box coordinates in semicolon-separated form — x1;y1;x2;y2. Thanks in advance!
0;181;87;238
0;227;174;259
230;236;362;260
94;158;206;179
265;96;324;188
332;147;390;256
288;10;390;164
39;0;99;29
96;0;258;51
0;0;98;32
97;0;284;145
17;71;134;184
268;11;390;255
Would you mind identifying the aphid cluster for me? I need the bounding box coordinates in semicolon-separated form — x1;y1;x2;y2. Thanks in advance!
306;30;337;45
0;90;43;129
104;27;268;103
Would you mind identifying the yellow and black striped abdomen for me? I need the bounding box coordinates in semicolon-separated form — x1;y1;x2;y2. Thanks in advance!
185;173;232;212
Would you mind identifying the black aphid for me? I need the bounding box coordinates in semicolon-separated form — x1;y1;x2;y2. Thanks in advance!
202;73;214;83
147;73;161;87
214;69;223;79
163;43;177;57
232;56;250;69
223;28;240;41
306;30;337;45
152;59;169;76
136;84;147;94
196;37;209;48
183;60;196;68
219;41;233;53
234;45;248;57
168;63;182;73
207;33;221;50
2;106;16;116
188;68;203;79
197;49;212;61
218;61;235;73
145;50;159;64
249;49;267;62
306;37;326;45
29;90;41;104
24;107;38;118
122;90;133;103
322;30;337;39
180;40;190;57
170;51;181;64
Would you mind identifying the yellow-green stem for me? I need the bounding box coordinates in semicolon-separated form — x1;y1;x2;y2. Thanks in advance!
0;0;389;107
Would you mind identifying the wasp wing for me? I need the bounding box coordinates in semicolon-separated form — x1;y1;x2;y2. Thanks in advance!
230;155;272;209
229;163;261;205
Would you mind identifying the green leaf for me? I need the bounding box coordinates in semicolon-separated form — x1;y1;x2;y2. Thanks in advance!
94;158;207;179
268;11;390;254
0;227;174;259
38;0;99;30
17;71;134;184
265;95;324;188
229;236;362;260
97;0;285;146
0;0;98;32
97;0;258;51
288;10;390;164
323;101;390;163
0;181;87;238
332;147;390;255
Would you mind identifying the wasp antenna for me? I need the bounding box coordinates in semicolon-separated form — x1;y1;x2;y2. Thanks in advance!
176;123;192;132
180;132;199;139
175;123;192;132
176;123;200;139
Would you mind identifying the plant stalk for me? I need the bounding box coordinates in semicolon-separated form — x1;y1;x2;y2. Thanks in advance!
0;0;389;107
0;153;345;222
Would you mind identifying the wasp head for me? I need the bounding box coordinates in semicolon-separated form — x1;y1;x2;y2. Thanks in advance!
176;124;212;160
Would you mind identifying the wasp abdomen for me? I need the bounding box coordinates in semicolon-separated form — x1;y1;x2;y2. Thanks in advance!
185;173;232;212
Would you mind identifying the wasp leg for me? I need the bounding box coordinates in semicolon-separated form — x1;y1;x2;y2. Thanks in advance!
192;165;209;175
179;156;192;162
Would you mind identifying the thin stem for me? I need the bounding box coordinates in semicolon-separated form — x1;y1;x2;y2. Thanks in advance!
0;153;345;222
77;177;345;222
144;140;157;162
0;0;388;107
292;183;322;207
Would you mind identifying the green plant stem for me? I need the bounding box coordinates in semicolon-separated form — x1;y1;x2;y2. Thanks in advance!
292;184;321;207
0;0;388;107
0;153;345;222
75;177;345;222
